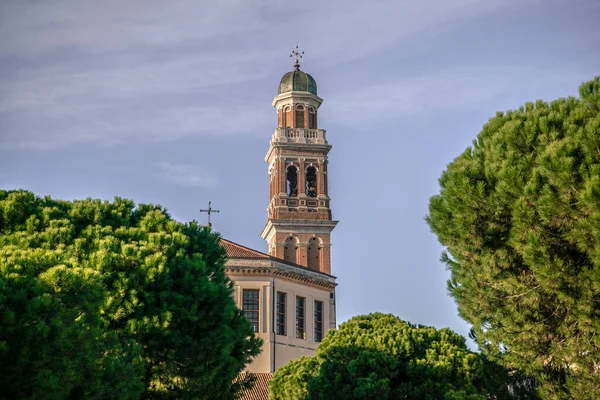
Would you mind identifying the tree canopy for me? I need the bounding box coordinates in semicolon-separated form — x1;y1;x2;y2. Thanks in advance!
0;190;261;399
270;313;501;400
427;77;600;398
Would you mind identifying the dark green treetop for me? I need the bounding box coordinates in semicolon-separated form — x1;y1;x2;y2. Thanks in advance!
270;313;503;400
0;190;261;399
427;77;600;398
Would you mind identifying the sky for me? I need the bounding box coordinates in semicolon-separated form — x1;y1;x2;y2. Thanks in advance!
1;0;599;347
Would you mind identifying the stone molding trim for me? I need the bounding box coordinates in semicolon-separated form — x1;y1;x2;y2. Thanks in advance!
225;262;336;290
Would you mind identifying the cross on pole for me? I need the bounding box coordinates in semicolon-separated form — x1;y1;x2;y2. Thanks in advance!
199;201;220;228
290;44;304;71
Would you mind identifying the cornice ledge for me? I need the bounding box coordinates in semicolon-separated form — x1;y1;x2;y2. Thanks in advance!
225;263;336;289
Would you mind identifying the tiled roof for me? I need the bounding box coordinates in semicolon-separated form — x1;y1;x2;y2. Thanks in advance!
236;372;272;400
220;239;270;259
221;238;335;279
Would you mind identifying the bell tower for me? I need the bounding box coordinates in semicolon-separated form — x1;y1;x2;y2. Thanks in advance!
261;48;338;274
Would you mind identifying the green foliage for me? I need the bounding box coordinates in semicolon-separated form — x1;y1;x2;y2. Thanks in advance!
0;190;261;399
427;77;600;398
270;313;503;400
270;356;320;400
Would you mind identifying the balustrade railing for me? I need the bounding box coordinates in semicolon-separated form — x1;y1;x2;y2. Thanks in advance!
273;128;327;144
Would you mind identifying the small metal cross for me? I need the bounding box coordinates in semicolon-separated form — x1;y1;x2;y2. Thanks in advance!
199;201;220;228
290;44;304;71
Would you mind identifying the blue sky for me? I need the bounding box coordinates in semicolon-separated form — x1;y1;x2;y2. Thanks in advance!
1;0;599;346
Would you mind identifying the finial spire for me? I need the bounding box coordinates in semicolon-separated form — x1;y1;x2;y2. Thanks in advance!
290;44;304;71
199;201;220;229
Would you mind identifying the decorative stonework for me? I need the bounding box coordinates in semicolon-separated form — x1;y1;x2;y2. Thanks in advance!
262;78;338;275
270;210;331;220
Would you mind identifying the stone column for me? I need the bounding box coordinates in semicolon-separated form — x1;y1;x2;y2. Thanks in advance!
318;162;325;196
323;162;329;197
280;159;287;195
304;105;310;130
297;161;306;198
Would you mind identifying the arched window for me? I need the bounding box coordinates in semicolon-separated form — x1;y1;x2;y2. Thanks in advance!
305;166;317;197
307;237;320;270
286;166;298;197
295;105;305;128
284;236;297;264
308;107;317;129
284;106;292;128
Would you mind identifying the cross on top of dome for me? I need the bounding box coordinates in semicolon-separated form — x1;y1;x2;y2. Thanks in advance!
289;45;304;71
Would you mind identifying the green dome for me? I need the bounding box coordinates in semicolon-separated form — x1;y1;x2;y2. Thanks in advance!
278;70;317;95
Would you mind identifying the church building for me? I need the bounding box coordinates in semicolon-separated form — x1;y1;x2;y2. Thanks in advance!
221;51;338;381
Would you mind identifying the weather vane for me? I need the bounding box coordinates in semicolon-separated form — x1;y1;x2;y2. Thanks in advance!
290;44;304;71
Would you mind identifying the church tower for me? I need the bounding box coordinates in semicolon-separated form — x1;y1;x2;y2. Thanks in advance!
261;49;338;275
222;50;337;382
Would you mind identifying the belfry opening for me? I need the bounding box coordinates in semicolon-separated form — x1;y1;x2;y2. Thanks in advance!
286;166;298;197
305;167;317;197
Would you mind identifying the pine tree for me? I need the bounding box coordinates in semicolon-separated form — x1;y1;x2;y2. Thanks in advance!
270;313;506;399
427;77;600;398
0;190;261;399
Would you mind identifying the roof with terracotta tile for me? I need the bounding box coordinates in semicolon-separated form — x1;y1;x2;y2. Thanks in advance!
221;238;270;259
220;238;336;280
236;372;272;400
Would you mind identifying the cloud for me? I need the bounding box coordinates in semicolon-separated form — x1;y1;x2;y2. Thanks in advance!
0;0;527;150
325;65;593;127
156;161;218;188
0;0;517;58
